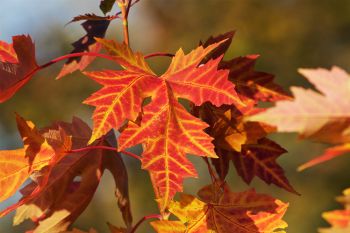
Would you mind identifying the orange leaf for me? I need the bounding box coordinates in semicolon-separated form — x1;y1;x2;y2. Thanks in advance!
12;119;131;232
151;184;288;233
0;115;58;203
250;66;350;144
119;83;216;210
0;35;38;103
319;188;350;233
95;38;154;74
0;40;17;63
298;143;350;171
83;39;157;142
85;38;243;211
83;69;157;143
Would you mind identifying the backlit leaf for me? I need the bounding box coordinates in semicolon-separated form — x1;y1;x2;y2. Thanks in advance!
250;67;350;169
114;40;243;211
319;188;350;233
192;32;294;193
0;35;38;103
83;69;157;143
95;38;154;74
298;143;350;171
151;184;288;233
0;115;61;203
12;119;132;232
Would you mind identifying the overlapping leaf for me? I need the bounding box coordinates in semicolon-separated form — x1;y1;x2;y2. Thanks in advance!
0;114;68;204
84;37;243;210
11;118;132;232
57;20;110;79
319;188;350;233
0;35;38;102
250;67;350;170
151;184;288;233
118;84;216;210
192;32;296;194
83;38;156;143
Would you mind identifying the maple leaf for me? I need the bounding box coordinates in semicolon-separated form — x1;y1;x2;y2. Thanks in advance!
215;138;298;194
199;31;235;63
298;143;350;171
0;114;68;203
191;32;295;194
199;31;291;103
57;20;110;79
250;66;350;169
319;188;350;233
221;55;291;103
94;38;155;74
83;38;157;143
12;118;132;232
0;35;38;103
194;102;297;194
104;39;244;211
151;184;288;233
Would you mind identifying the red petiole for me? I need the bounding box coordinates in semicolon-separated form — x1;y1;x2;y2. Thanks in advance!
65;145;141;160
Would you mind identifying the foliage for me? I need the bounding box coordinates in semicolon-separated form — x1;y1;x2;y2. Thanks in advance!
0;0;349;232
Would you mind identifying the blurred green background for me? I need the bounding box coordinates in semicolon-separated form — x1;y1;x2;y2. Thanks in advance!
1;0;350;232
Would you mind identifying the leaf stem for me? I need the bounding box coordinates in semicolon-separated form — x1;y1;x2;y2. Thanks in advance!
22;51;118;83
203;157;219;184
144;52;175;59
65;146;141;160
15;49;172;97
130;214;162;233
